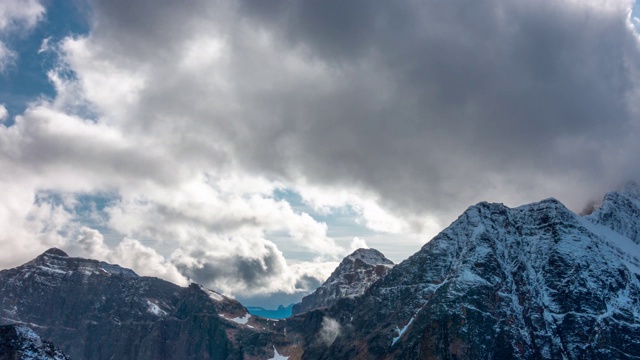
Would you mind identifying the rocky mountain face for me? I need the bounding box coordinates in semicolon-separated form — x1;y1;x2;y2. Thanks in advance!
0;248;282;360
292;248;393;315
295;187;640;359
0;324;70;360
1;185;639;359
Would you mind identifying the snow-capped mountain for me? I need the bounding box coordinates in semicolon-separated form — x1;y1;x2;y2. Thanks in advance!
292;248;394;315
296;187;640;359
0;324;69;360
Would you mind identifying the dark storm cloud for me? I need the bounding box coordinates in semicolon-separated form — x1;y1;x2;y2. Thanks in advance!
174;242;289;291
79;0;640;221
239;0;379;60
231;0;640;215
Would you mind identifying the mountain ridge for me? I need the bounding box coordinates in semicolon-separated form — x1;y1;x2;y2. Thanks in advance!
1;185;639;359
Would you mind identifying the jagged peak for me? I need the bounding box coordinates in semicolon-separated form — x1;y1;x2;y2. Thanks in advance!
594;182;640;212
346;248;393;266
42;248;69;257
621;180;640;201
538;197;563;204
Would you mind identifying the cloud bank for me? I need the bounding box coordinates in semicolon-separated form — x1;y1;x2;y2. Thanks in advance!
1;0;640;303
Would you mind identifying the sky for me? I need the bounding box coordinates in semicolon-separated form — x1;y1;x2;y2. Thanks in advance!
1;0;640;308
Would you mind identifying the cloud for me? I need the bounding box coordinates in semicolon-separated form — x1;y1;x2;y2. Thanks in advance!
228;0;640;217
349;237;369;252
0;0;44;32
66;226;187;286
318;316;341;346
60;0;640;219
0;104;7;122
0;0;45;72
0;186;71;268
0;41;15;73
1;0;640;302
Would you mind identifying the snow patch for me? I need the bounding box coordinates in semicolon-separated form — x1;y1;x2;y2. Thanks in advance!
391;316;415;346
231;313;251;324
457;269;490;285
207;289;224;301
220;313;251;325
146;300;167;317
580;217;640;274
101;264;138;277
268;346;289;360
37;266;67;275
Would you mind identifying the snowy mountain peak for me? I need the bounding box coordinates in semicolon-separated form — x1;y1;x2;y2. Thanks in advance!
346;248;394;267
292;248;393;315
25;248;138;278
587;182;640;245
621;180;640;201
42;248;69;257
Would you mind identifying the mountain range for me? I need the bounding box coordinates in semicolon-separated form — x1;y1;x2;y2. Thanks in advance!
1;183;639;359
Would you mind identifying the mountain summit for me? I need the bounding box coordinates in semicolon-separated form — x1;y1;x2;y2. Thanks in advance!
292;248;393;315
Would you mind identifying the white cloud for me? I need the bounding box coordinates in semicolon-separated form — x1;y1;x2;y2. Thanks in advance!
110;238;188;286
319;316;341;346
38;36;52;54
0;0;44;32
0;185;71;268
0;41;15;73
0;104;7;122
2;0;640;304
0;0;45;73
349;237;369;252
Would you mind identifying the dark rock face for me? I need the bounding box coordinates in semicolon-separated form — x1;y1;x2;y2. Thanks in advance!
0;250;276;360
292;248;393;315
0;324;70;360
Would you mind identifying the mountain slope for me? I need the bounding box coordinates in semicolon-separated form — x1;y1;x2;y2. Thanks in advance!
292;248;393;315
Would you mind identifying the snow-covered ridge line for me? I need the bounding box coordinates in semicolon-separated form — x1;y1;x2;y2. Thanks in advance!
22;248;139;278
